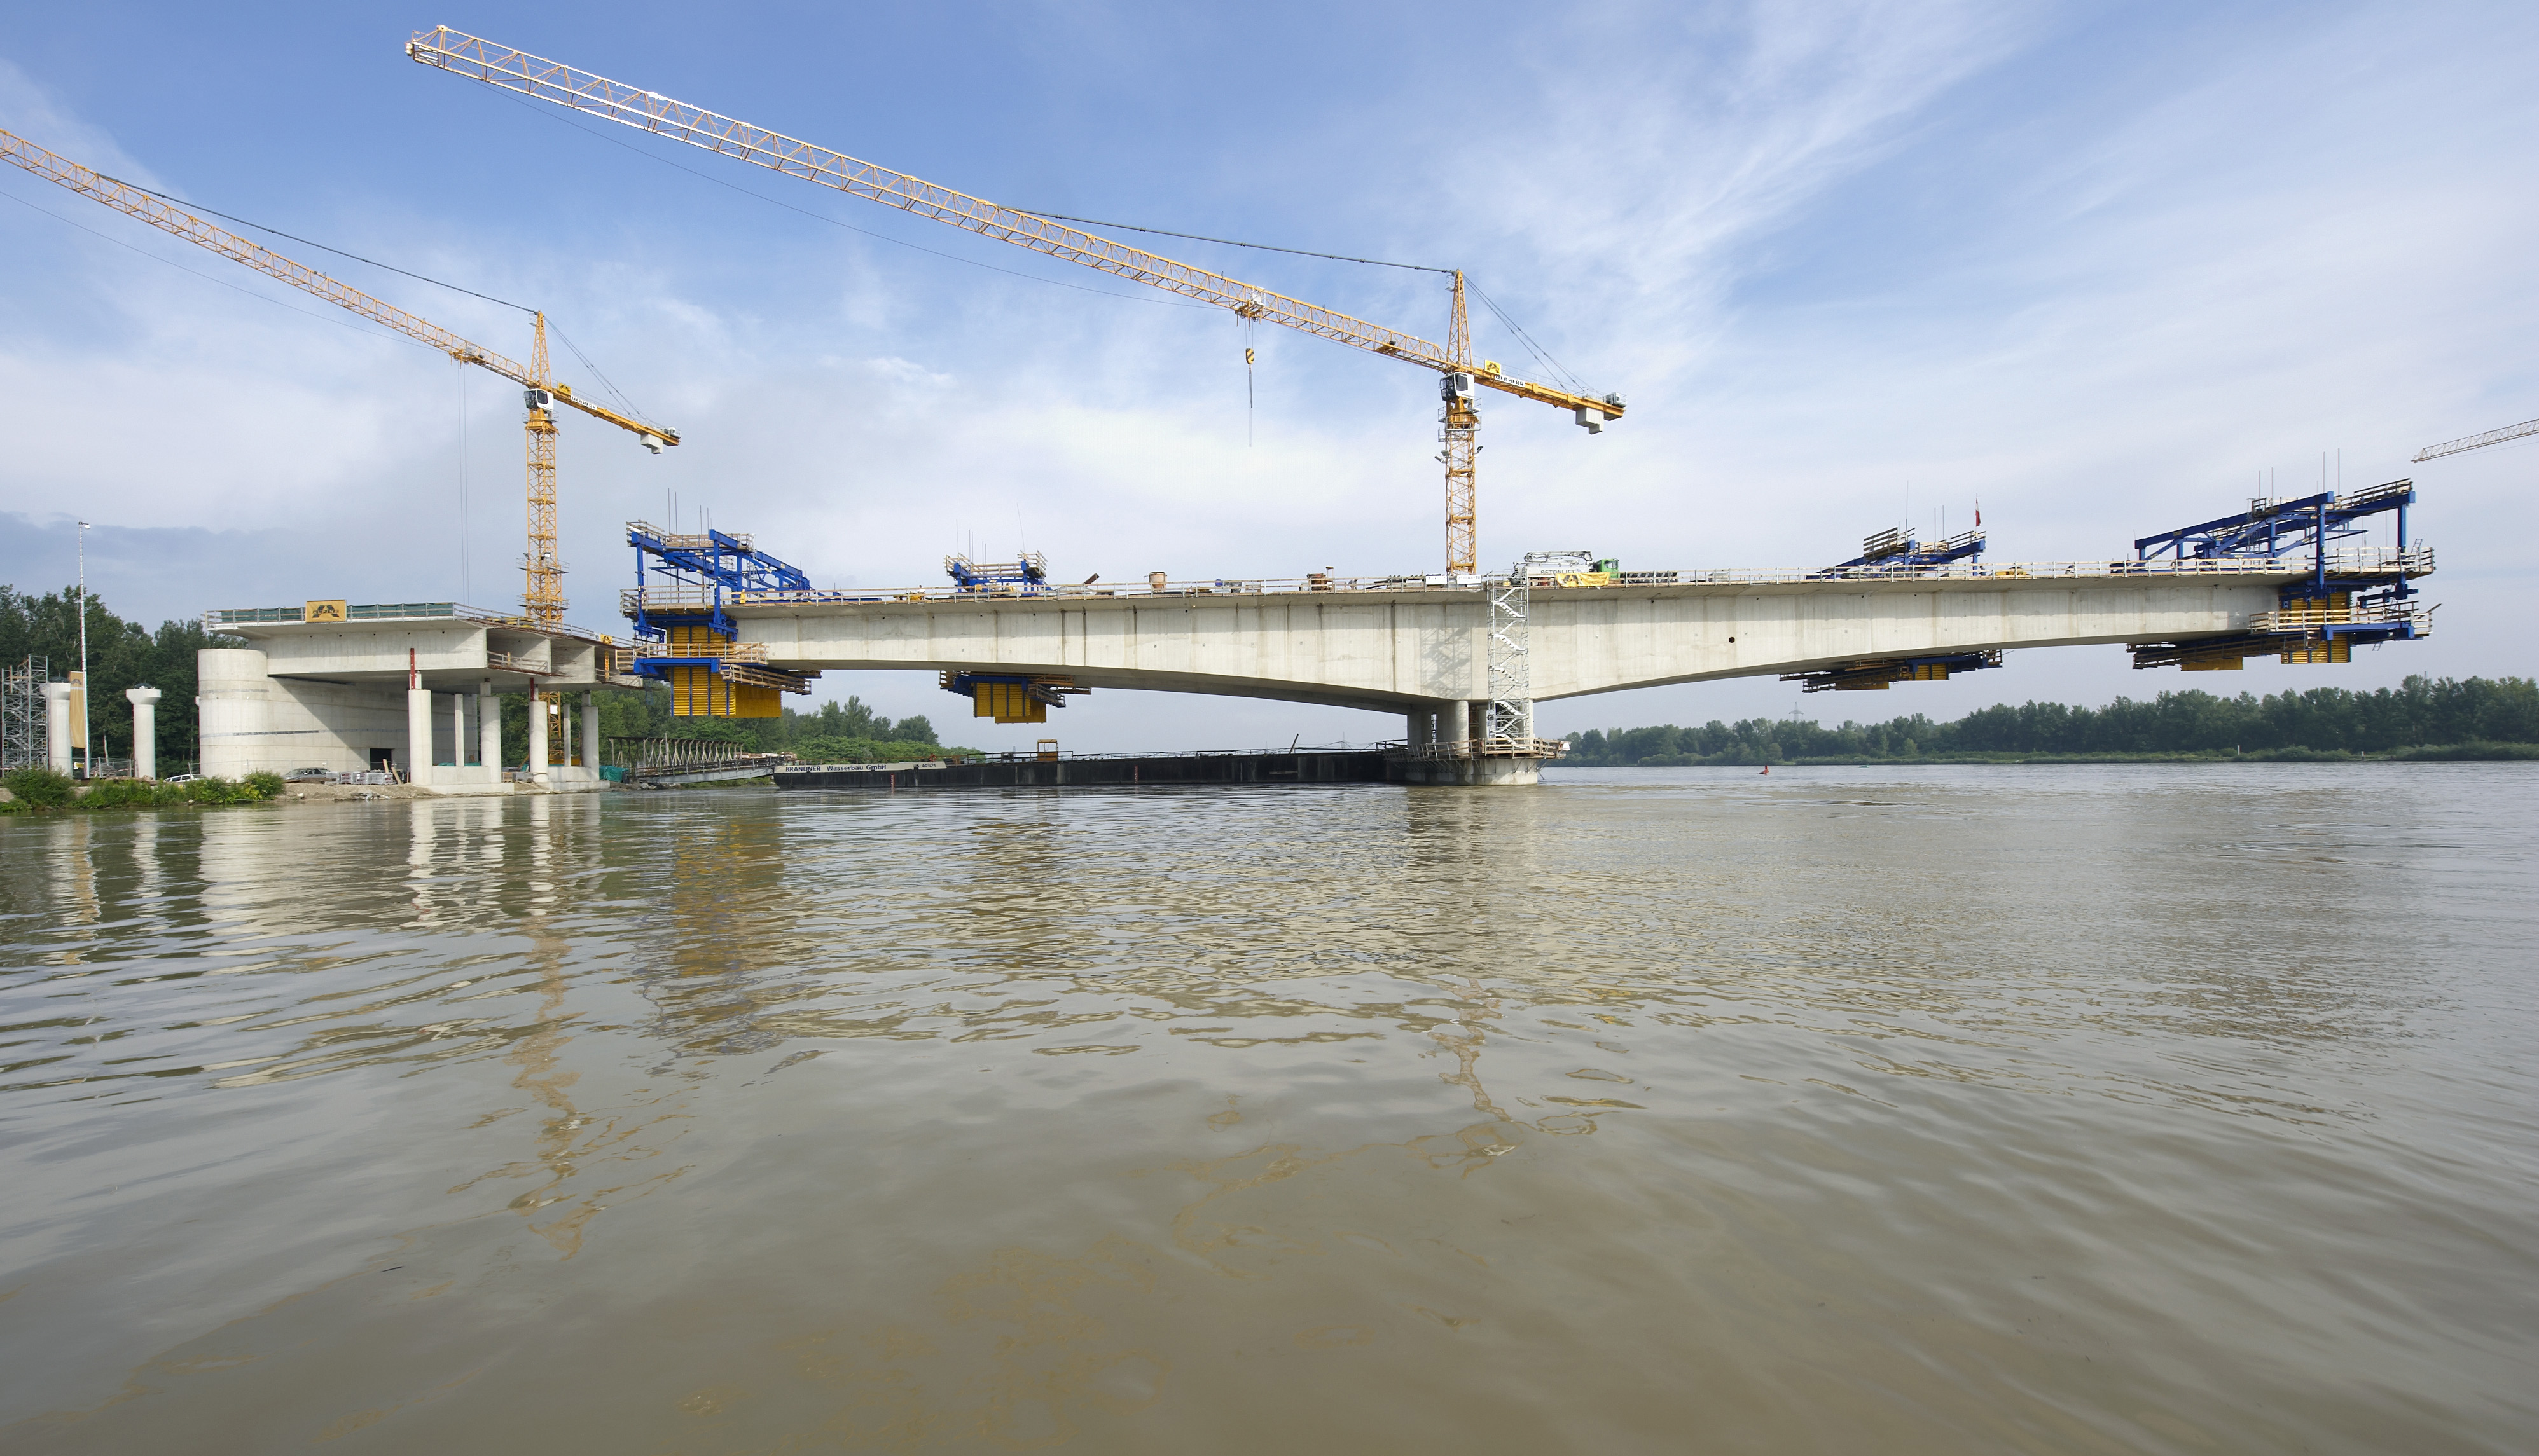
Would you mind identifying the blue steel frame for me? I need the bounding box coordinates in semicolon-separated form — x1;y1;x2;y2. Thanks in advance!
945;556;1050;592
628;525;812;645
1815;530;1986;575
2133;480;2415;603
2125;480;2428;666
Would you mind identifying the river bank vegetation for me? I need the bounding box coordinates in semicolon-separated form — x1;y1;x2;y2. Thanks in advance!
0;767;283;813
1561;676;2539;766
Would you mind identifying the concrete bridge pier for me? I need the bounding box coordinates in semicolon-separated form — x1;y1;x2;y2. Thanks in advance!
1384;696;1542;785
528;698;550;785
406;687;434;787
1388;752;1542;786
478;680;501;778
41;681;74;773
125;687;159;780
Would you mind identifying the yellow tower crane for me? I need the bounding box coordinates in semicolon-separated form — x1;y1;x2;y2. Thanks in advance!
405;28;1622;577
0;127;679;628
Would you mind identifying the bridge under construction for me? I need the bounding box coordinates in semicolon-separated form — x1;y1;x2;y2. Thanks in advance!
149;477;2433;791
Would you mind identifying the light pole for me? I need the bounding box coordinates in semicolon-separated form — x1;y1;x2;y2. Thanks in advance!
76;519;90;777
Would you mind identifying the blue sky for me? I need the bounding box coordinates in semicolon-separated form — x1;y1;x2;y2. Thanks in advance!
4;1;2534;751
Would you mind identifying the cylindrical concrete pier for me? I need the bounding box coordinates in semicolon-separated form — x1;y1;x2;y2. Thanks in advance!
197;649;272;780
581;692;599;773
478;681;500;778
406;688;434;788
450;692;467;769
528;696;549;784
126;687;161;780
41;681;74;774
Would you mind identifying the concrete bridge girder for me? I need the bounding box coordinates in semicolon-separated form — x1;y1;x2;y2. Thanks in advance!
736;575;2294;715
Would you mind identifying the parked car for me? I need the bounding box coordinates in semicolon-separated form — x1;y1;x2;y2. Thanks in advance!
162;773;202;785
283;767;336;783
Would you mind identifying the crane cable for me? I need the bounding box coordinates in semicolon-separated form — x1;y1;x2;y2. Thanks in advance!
1020;209;1588;394
82;174;658;421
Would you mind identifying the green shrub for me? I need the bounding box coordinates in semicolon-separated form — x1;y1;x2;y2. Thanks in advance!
181;776;255;805
243;771;284;799
3;767;74;809
80;778;162;809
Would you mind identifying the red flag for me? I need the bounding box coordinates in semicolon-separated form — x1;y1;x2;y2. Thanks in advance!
1975;499;1982;529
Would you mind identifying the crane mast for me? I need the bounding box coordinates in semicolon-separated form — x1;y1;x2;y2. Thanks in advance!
1442;272;1480;573
405;28;1622;576
0;125;678;627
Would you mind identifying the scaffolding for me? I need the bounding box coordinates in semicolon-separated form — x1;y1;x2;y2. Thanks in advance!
1484;569;1530;750
1479;551;1599;754
2127;479;2434;670
2;655;45;772
621;522;819;717
1813;525;1986;577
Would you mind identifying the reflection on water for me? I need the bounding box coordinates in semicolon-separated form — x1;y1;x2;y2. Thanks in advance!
3;766;2535;1453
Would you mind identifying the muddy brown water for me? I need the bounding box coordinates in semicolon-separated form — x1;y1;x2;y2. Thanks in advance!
3;765;2533;1453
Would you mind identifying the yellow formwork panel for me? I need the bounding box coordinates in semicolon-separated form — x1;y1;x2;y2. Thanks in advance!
1832;678;1891;690
1908;663;1950;681
737;683;784;718
972;683;1048;722
2281;638;2351;665
670;665;737;717
2181;658;2246;671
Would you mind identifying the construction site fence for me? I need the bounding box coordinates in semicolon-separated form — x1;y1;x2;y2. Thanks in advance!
610;552;2433;614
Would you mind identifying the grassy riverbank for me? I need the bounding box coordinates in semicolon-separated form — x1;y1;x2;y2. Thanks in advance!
0;768;284;814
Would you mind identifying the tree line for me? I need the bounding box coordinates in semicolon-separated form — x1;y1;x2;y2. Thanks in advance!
1563;676;2539;766
594;688;976;765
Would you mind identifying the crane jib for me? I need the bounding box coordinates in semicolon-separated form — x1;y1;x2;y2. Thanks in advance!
0;125;681;446
402;29;1621;422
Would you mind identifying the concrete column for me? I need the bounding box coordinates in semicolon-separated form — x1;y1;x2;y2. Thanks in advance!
528;696;549;784
41;682;74;773
1439;700;1471;753
580;692;599;773
1466;701;1486;746
478;681;500;778
450;693;467;767
406;688;434;788
126;687;161;780
196;649;272;781
1404;709;1434;750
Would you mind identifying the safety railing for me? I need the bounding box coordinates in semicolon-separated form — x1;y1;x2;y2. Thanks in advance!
612;557;2414;615
485;649;560;676
1397;737;1571;760
2246;605;2430;632
206;601;515;629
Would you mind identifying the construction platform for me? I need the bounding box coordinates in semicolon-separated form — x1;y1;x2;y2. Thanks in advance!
775;748;1394;792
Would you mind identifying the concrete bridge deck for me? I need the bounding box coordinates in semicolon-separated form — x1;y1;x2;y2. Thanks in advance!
708;558;2362;716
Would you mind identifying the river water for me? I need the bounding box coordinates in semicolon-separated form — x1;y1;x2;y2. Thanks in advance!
2;764;2532;1453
